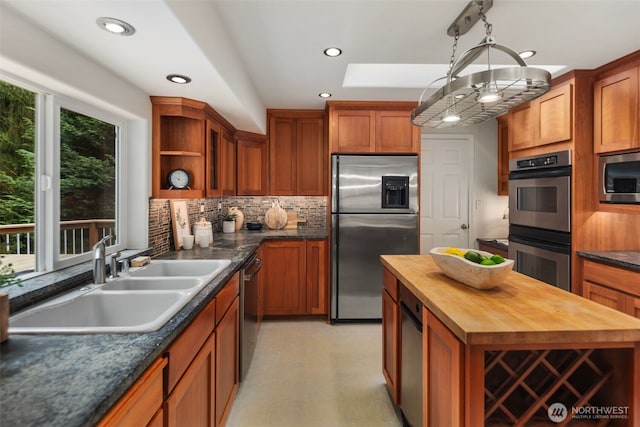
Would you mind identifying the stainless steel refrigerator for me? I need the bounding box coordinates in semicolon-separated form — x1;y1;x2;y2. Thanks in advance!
331;154;419;322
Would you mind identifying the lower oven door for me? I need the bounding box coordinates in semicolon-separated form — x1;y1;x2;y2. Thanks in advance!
508;238;571;291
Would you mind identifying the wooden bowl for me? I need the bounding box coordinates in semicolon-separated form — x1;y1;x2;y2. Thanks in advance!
429;247;514;290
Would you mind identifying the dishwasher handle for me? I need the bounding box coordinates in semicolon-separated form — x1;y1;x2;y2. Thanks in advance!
243;257;262;281
400;301;423;333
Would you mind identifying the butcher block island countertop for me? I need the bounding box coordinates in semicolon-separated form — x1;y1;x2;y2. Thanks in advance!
380;255;640;426
381;254;640;345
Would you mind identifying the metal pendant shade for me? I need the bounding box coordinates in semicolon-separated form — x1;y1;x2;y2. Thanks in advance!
411;0;552;128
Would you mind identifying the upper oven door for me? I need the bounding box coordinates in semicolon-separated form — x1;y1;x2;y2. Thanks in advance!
509;174;571;232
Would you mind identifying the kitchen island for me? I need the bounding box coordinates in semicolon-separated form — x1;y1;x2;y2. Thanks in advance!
381;255;640;426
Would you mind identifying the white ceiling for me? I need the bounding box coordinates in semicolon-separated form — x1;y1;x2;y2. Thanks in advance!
3;0;640;133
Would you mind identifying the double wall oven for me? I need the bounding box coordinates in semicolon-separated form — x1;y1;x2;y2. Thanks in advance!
508;150;572;291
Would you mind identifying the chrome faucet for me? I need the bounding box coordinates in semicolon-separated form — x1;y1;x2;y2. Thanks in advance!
93;235;112;284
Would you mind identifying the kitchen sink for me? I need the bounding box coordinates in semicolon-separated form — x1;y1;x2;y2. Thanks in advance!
9;258;233;334
129;259;231;281
9;290;191;334
100;276;203;291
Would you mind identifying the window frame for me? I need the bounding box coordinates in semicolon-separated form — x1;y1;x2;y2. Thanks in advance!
1;73;127;276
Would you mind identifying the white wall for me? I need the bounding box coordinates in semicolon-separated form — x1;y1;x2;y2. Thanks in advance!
1;7;151;250
424;120;509;244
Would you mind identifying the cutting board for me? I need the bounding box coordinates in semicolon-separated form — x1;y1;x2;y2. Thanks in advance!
284;211;307;229
265;200;287;229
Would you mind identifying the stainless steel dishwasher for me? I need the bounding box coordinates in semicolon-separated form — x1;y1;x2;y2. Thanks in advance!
239;251;262;382
399;284;423;427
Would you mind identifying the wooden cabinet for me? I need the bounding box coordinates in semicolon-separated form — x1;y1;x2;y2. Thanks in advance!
305;239;328;315
327;101;420;154
268;110;326;196
477;241;508;259
423;307;464;426
582;258;640;318
261;239;328;316
165;333;216;427
508;82;573;152
215;295;239;427
261;240;306;315
151;97;207;199
381;267;400;405
152;96;237;199
98;357;166;427
594;65;640;153
236;131;268;195
496;115;509;195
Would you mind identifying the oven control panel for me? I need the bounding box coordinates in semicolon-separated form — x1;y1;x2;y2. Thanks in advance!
509;150;572;172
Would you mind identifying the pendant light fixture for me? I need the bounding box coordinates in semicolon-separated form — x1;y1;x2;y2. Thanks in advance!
411;0;551;128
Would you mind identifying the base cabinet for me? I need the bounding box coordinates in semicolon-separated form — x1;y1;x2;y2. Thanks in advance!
165;333;215;427
582;259;640;318
261;239;328;316
215;296;239;427
382;267;400;405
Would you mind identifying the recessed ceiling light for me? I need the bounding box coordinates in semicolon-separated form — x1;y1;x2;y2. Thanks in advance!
519;50;536;59
323;47;342;57
167;74;192;84
319;92;332;98
96;17;136;36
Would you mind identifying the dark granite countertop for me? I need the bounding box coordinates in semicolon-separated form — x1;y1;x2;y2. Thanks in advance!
476;238;509;252
0;228;327;427
577;250;640;273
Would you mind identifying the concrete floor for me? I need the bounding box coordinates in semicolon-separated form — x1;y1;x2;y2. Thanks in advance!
226;319;402;427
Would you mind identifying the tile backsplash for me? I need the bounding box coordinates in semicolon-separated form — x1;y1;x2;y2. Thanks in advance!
148;196;327;257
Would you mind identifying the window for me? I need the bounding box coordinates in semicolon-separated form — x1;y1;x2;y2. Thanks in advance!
0;78;124;276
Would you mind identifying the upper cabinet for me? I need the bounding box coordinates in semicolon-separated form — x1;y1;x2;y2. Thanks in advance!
151;96;236;199
594;64;640;153
327;101;420;154
496;115;509;196
508;82;573;152
268;110;326;196
236;131;268;196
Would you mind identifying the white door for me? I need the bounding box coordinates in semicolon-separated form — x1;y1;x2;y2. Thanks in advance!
420;134;472;253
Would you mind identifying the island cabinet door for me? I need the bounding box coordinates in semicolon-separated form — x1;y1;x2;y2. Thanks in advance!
382;288;400;404
422;307;464;427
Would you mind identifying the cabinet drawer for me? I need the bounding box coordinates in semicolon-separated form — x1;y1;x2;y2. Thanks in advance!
165;297;216;393
583;260;640;297
216;272;240;325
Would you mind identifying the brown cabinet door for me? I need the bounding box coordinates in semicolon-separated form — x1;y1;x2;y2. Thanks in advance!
220;130;236;196
215;297;239;427
583;280;630;314
165;333;215;427
375;110;418;153
508;102;535;151
296;117;326;195
536;83;573;146
382;288;400;405
98;358;166;427
594;66;640;153
262;240;306;315
305;239;328;314
269;116;297;195
236;136;268;195
330;110;374;153
496;115;509;195
206;119;222;198
423;308;464;426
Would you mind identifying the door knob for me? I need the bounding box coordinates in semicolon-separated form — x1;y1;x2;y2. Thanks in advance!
461;224;469;230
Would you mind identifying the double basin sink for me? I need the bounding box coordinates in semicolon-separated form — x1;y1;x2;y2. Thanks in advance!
9;259;231;334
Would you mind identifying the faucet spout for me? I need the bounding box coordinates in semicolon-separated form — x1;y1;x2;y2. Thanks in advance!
93;235;112;284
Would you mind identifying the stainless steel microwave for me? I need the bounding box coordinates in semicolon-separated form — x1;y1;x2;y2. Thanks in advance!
599;151;640;204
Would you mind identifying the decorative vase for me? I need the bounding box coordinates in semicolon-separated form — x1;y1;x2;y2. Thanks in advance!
229;207;244;231
222;220;236;233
